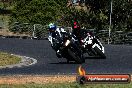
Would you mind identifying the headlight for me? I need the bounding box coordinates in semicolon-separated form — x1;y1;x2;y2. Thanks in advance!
65;40;70;46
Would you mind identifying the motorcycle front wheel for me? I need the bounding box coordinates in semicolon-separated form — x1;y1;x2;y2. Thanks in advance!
67;48;85;64
92;46;106;58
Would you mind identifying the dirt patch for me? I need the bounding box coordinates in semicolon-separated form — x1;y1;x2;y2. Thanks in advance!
0;29;30;37
0;75;131;84
0;75;76;84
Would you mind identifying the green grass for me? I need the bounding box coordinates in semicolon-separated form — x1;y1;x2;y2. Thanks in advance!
0;52;21;66
0;82;131;88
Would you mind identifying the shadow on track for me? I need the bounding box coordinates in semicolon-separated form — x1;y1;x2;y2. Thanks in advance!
50;56;106;64
84;56;106;59
49;61;81;64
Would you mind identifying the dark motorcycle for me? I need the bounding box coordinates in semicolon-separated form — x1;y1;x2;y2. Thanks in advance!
54;32;85;63
53;33;85;63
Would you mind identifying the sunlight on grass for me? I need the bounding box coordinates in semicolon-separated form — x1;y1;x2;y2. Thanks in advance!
0;82;131;88
0;52;21;66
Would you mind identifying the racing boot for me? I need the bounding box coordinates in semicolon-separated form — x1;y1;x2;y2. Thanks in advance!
56;50;62;58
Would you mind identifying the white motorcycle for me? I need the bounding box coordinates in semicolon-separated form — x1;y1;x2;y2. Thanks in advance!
80;31;106;58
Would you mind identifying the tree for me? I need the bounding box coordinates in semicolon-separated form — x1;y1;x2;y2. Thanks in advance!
11;0;67;25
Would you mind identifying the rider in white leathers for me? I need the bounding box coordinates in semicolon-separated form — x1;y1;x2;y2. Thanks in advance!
48;23;66;45
48;23;66;57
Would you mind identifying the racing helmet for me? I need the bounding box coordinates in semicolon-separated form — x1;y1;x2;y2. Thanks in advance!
48;23;56;31
72;18;80;30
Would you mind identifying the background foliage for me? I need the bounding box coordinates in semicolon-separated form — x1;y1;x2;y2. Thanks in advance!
1;0;131;33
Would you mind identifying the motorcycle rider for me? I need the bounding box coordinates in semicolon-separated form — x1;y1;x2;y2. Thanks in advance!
72;18;80;35
48;23;57;46
71;18;83;44
48;23;66;58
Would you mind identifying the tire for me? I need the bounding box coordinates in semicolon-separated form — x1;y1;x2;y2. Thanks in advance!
87;49;96;56
61;49;73;62
93;46;106;58
68;49;85;64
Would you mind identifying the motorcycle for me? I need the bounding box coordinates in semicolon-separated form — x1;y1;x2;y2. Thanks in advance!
80;30;106;58
48;29;85;63
59;33;85;63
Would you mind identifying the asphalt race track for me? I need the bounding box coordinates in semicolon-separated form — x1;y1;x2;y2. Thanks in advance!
0;38;132;75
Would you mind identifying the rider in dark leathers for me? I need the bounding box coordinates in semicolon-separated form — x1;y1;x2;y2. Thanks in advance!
71;18;81;40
